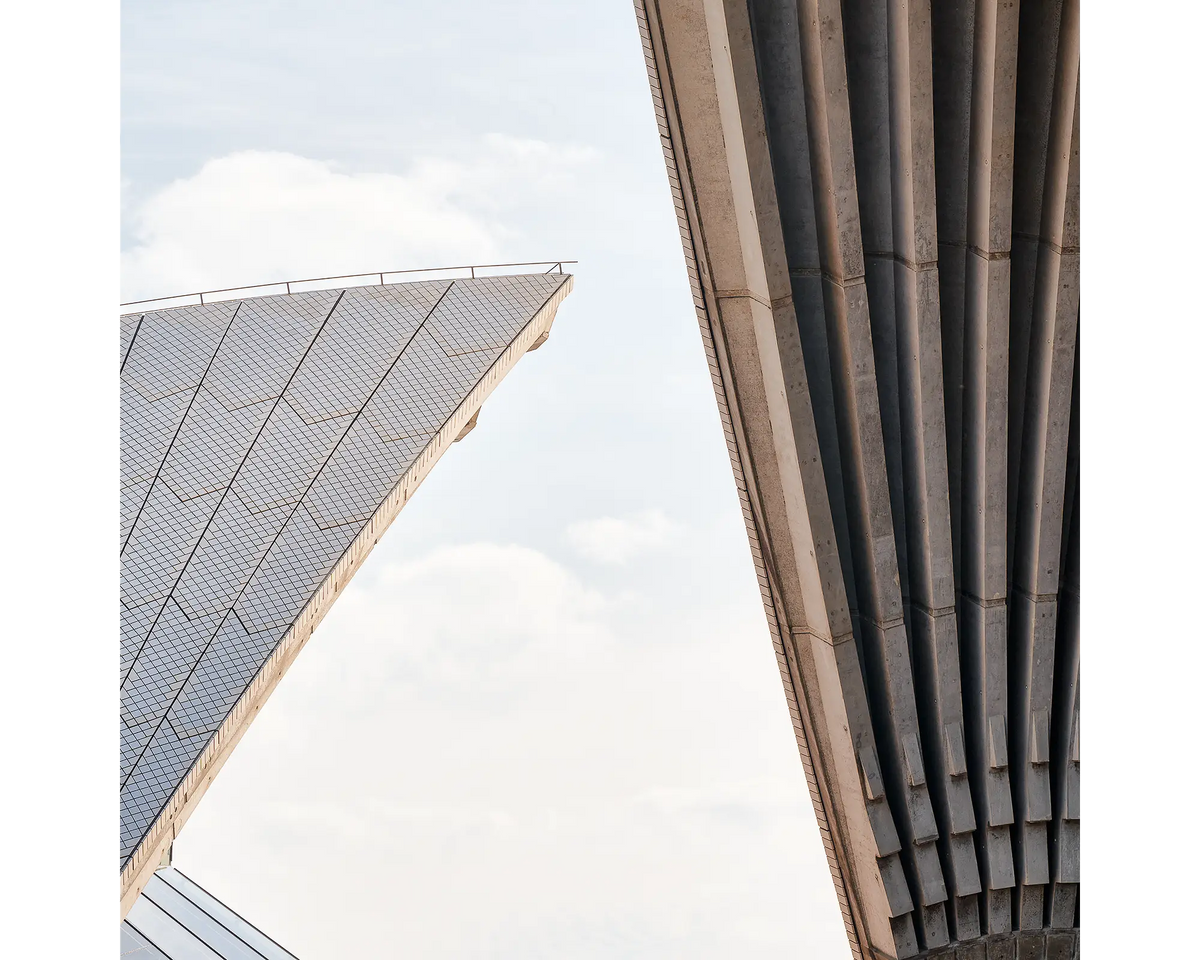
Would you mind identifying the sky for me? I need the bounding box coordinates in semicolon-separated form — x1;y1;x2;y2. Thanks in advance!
122;2;852;957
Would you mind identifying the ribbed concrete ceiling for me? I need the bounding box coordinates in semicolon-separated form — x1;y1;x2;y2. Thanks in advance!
634;0;1078;956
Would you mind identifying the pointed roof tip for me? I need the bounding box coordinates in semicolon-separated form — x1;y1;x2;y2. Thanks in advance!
120;265;572;908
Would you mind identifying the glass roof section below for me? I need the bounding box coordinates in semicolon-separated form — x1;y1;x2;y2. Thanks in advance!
123;867;297;960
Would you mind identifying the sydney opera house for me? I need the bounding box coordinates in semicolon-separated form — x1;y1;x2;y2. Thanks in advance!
120;2;1079;958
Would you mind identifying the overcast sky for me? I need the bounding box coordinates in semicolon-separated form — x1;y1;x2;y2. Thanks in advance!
122;2;851;957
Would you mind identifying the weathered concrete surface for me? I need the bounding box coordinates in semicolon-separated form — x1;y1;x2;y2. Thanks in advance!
633;1;1079;956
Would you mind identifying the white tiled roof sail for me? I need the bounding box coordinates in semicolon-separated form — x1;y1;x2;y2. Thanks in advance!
120;273;571;873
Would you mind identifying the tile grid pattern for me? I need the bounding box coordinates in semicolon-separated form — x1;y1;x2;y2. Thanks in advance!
120;274;569;872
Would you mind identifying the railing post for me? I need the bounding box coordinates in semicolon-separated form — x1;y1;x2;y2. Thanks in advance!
285;282;291;295
470;266;476;279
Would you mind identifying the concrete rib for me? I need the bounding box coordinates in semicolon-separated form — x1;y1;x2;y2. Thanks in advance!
634;1;1080;954
1007;0;1079;923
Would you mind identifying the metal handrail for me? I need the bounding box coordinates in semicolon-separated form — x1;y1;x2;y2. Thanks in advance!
120;260;577;312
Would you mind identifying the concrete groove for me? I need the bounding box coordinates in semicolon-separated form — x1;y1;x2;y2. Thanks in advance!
1006;0;1079;927
635;0;1078;955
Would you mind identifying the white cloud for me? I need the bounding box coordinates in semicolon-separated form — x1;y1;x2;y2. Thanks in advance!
121;136;596;301
409;133;599;214
300;542;610;706
178;537;849;959
565;509;680;564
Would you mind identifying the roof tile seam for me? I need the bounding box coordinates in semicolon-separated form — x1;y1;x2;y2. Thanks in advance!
121;302;245;556
122;281;451;794
119;276;572;913
120;293;345;690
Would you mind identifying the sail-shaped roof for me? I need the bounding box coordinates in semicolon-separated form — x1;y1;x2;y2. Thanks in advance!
120;271;572;908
